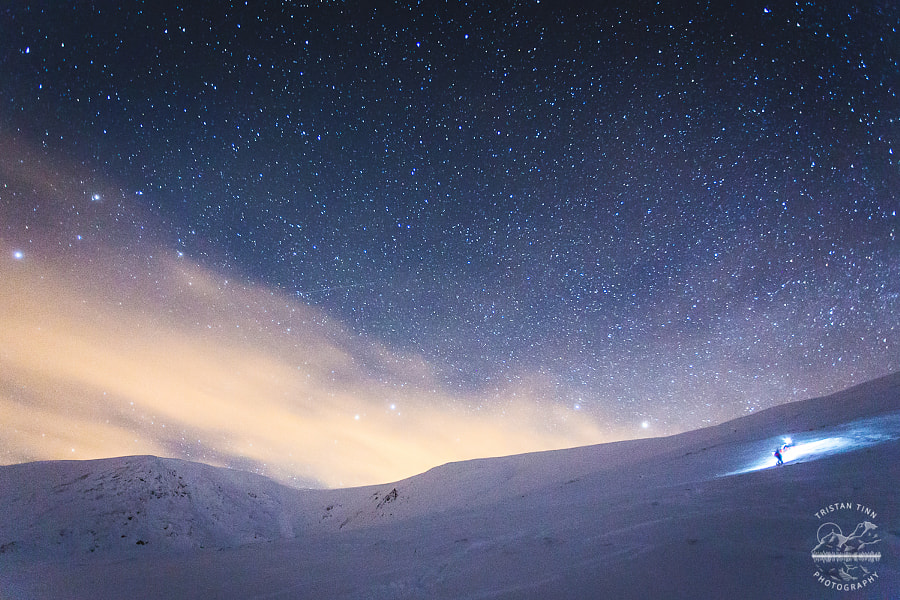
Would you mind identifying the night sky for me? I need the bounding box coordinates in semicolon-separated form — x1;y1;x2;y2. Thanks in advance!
1;1;898;487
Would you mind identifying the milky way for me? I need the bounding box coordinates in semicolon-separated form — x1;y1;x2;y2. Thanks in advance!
0;2;897;486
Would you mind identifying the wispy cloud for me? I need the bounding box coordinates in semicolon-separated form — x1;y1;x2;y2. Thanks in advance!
0;135;618;487
0;242;612;487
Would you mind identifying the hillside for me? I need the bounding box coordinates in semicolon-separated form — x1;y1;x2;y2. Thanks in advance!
1;372;899;599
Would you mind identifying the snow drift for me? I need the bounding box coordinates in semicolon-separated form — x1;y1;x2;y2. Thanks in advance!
1;372;899;599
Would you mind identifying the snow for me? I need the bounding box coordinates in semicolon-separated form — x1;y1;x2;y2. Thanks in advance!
722;412;900;475
1;372;899;599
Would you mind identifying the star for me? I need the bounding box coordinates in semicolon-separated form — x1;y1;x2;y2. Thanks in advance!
0;1;896;486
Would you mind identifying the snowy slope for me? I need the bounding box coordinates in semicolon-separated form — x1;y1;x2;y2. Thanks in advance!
1;372;899;599
0;455;312;558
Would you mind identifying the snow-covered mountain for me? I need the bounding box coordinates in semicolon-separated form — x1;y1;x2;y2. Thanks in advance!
0;455;310;558
2;372;899;599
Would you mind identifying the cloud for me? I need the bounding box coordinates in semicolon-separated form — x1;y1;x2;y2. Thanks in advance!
0;240;613;487
0;134;618;487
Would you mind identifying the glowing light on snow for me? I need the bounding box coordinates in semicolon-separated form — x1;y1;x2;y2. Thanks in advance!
782;437;853;462
722;414;900;476
726;437;853;475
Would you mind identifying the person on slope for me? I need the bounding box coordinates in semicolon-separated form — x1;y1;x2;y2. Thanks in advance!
773;447;784;466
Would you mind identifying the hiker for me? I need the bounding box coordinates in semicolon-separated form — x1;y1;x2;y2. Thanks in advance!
774;447;784;465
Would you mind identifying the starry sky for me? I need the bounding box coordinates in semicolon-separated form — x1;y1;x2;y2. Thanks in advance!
1;1;898;487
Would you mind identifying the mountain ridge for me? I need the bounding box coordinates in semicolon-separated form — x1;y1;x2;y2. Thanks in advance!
2;372;899;598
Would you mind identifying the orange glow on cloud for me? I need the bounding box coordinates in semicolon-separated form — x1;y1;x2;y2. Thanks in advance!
0;243;614;487
0;136;618;487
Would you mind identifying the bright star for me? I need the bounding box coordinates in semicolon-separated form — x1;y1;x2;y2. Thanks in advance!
12;250;24;260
